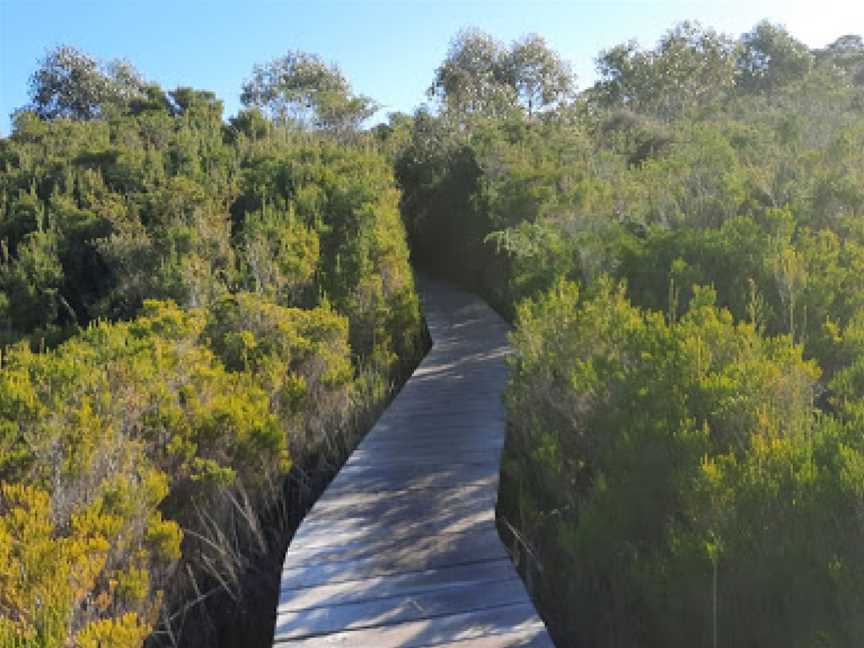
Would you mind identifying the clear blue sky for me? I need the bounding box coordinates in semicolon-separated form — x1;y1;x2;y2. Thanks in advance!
1;0;862;135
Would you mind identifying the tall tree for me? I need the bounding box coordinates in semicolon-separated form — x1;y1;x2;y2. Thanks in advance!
592;22;736;120
737;21;814;93
429;28;515;119
816;34;864;86
240;51;377;133
506;34;575;117
26;46;146;120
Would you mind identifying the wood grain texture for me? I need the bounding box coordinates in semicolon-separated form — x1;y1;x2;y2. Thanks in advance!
272;276;553;647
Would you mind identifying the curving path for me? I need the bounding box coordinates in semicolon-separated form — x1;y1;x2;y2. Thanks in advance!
271;277;553;647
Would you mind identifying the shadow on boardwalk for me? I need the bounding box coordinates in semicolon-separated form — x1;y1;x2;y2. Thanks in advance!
270;276;553;647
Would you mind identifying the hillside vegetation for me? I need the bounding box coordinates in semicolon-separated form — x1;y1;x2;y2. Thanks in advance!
0;49;421;647
392;21;864;648
4;18;864;648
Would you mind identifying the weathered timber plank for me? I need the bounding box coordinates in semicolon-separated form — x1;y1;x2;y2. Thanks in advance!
273;603;546;647
307;482;496;517
279;560;517;609
344;449;502;469
356;435;505;453
280;542;508;590
322;465;500;497
443;628;556;647
282;525;501;570
334;459;500;479
357;419;505;438
299;489;497;527
289;506;496;551
274;579;529;640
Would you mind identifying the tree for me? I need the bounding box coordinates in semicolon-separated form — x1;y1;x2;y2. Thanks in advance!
816;34;864;86
506;34;575;117
26;46;146;120
240;51;377;133
737;21;814;93
592;39;645;107
592;22;736;120
429;28;515;118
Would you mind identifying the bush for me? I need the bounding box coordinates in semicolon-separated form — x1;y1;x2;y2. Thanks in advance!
501;279;864;646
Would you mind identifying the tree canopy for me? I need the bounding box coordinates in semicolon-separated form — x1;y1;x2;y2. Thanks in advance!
593;21;737;119
26;45;147;120
737;20;814;93
429;28;575;122
507;34;575;117
240;50;378;133
1;45;421;647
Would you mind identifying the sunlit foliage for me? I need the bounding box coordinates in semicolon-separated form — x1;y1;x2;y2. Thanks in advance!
396;19;864;648
1;45;421;646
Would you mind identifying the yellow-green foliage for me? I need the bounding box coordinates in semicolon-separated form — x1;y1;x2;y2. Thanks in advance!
393;21;864;648
503;279;864;646
0;77;423;645
0;296;359;643
0;483;153;648
0;90;420;377
204;292;354;452
236;142;421;374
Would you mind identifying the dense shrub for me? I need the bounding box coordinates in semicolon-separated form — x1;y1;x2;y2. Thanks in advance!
0;295;361;644
392;21;864;647
502;280;864;646
0;69;422;645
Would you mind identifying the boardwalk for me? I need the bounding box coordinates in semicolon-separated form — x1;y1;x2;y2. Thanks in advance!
272;277;553;647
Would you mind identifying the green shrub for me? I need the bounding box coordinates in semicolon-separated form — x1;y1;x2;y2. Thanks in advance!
502;279;864;646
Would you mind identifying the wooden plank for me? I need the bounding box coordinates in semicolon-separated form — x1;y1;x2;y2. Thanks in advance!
289;507;496;550
382;393;502;410
389;390;503;404
322;466;500;497
282;525;501;570
308;482;496;516
355;440;504;455
357;434;505;452
301;487;497;524
444;628;556;648
395;385;505;398
274;579;529;640
359;431;504;448
353;429;503;448
374;408;506;425
334;459;500;480
291;503;499;555
361;419;505;438
279;560;518;610
273;603;546;647
322;465;499;493
280;537;508;590
345;449;502;469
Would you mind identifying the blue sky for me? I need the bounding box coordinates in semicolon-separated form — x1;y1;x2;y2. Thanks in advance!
1;1;863;135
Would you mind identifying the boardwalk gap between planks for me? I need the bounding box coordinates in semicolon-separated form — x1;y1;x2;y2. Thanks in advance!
271;276;554;647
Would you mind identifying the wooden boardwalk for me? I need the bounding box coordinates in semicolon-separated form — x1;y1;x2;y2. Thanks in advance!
272;277;553;647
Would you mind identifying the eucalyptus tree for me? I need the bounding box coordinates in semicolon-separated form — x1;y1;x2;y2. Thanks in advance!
428;28;516;119
430;29;576;123
592;21;737;120
816;34;864;86
737;21;814;93
506;34;575;118
26;45;146;120
240;51;377;134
